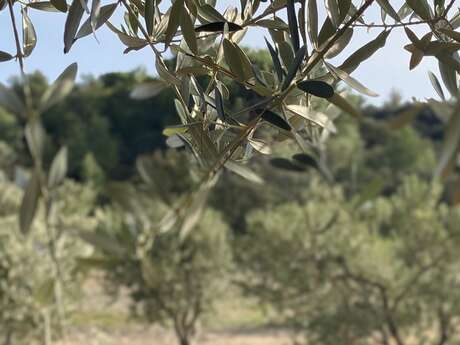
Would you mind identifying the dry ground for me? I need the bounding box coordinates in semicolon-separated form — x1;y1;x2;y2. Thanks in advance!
57;275;292;345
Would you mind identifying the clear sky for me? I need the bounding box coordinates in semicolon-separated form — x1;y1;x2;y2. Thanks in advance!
0;0;440;105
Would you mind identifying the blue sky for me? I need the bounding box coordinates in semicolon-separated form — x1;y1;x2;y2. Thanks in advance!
0;1;439;105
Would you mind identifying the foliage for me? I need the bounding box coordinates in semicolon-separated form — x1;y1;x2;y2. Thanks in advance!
0;171;98;344
238;176;460;345
4;0;460;233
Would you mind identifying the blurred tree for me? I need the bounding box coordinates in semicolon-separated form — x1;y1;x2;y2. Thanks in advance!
238;176;460;345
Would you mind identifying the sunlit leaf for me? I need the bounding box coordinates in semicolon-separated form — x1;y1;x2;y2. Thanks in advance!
48;146;68;189
130;80;167;100
286;104;335;131
40;63;78;113
328;93;362;118
248;138;272;155
22;9;37;57
325;62;379;97
225;161;264;184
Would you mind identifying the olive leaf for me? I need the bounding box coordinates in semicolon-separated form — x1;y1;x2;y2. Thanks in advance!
214;87;225;120
292;153;319;169
259;109;292;131
180;8;198;54
281;45;306;90
327;93;362;118
130;80;167;100
435;101;460;179
0;83;25;116
297;80;334;98
25;120;46;161
376;0;400;21
40;63;78;113
428;71;445;100
225;161;264;184
75;3;117;40
270;158;306;172
19;171;41;235
339;30;391;74
325;62;379;97
265;37;285;82
195;21;243;33
64;0;85;53
22;9;37;57
405;0;431;21
48;146;68;189
27;1;60;11
286;0;300;52
50;0;67;12
307;0;318;47
223;39;253;81
325;0;340;27
164;0;184;48
145;0;155;36
0;51;14;62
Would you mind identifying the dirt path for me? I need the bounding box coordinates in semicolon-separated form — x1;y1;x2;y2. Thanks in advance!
59;327;292;345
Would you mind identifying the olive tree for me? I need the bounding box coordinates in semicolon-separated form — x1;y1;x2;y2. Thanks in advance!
2;0;460;234
79;160;232;345
0;164;98;344
2;0;460;341
238;176;460;345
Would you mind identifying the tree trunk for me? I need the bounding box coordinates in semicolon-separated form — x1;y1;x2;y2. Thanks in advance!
4;330;12;345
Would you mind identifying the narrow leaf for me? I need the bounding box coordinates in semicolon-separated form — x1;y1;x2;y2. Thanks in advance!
297;79;334;98
75;3;117;39
164;0;183;48
48;146;68;189
195;21;243;33
64;0;85;53
281;45;306;90
286;0;300;52
0;51;14;62
19;171;41;235
40;63;78;113
259;109;292;131
22;9;37;57
130;80;167;100
328;93;362;118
